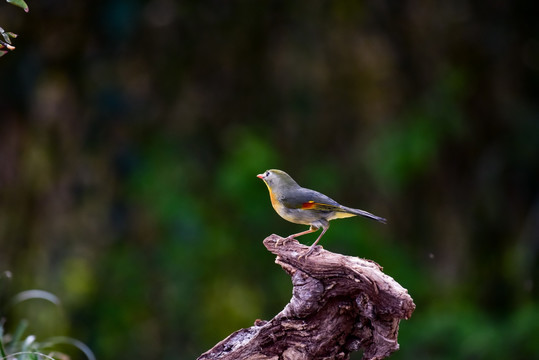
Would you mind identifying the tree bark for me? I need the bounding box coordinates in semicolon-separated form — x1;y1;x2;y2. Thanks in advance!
198;234;415;360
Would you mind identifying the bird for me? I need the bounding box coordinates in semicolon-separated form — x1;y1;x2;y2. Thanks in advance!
257;169;386;257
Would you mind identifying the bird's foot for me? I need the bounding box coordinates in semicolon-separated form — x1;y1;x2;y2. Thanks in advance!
298;245;322;260
275;235;295;247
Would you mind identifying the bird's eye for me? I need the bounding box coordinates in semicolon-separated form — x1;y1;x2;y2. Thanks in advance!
265;171;270;177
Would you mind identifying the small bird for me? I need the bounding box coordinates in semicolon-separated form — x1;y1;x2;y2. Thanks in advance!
257;169;386;257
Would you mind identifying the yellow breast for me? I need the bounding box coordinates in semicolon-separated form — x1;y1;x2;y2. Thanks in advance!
269;190;282;212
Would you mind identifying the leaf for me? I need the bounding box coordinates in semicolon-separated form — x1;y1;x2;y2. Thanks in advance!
41;337;96;360
10;289;62;306
11;319;29;344
6;0;29;12
22;335;36;350
0;324;7;358
0;43;15;51
0;352;56;360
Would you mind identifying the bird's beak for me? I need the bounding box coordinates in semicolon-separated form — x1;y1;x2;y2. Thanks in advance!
257;174;264;179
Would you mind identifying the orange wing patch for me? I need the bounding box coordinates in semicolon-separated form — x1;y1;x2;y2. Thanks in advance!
301;201;316;209
301;201;342;211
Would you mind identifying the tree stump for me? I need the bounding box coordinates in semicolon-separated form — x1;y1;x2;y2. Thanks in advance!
198;234;415;360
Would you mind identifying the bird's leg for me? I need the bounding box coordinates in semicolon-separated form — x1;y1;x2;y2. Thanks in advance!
276;226;319;247
288;226;319;240
300;224;329;259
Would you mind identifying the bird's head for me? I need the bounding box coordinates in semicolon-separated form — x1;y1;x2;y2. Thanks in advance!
257;169;299;193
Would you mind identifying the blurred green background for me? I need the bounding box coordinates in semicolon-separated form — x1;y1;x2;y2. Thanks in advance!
1;1;538;359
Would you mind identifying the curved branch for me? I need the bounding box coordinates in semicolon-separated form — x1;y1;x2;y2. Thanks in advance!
198;234;415;360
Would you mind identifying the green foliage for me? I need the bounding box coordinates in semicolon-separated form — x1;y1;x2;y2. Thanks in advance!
1;0;27;56
6;0;28;12
1;284;95;360
0;27;17;56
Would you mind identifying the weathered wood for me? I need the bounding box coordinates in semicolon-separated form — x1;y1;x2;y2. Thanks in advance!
198;234;415;360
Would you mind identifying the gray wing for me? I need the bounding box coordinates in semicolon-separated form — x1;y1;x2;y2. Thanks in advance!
280;187;342;210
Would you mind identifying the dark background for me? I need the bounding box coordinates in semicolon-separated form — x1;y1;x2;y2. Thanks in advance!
1;1;538;359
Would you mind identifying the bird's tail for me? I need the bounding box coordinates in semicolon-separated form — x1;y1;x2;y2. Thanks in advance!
340;206;387;224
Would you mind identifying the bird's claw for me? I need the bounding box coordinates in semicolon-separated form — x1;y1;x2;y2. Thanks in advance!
275;235;295;247
298;245;322;260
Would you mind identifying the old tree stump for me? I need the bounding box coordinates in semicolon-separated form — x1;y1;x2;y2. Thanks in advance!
198;235;415;360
